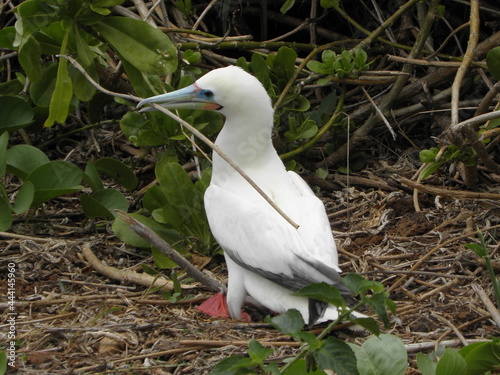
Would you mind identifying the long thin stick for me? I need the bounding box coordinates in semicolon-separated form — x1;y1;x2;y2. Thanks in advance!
60;55;299;230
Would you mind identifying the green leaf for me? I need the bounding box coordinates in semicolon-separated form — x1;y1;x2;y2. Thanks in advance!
209;355;252;375
83;160;104;192
486;46;500;81
320;0;339;8
459;340;500;375
26;161;83;206
307;60;327;74
151;246;177;269
0;27;16;49
92;17;177;75
94;157;138;191
269;309;305;335
416;353;437;375
0;197;13;232
316;337;358;375
341;273;385;295
6;144;50;179
156;162;204;222
12;181;35;214
14;0;59;35
112;213;181;248
280;0;296;14
465;243;487;258
364;292;392;328
18;35;43;82
30;62;58;107
271;46;297;81
248;340;273;365
419;149;438;163
90;0;124;15
282;359;327;375
351;317;380;336
419;161;446;180
80;189;129;218
44;29;73;127
0;132;8;177
293;282;345;308
349;334;407;375
435;348;467;375
0;96;34;132
0;350;7;375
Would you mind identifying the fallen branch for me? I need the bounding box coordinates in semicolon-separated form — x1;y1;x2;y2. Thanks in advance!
114;210;224;293
82;243;196;292
398;176;500;200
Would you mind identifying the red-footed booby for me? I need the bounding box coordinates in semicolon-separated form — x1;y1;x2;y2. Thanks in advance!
138;66;356;325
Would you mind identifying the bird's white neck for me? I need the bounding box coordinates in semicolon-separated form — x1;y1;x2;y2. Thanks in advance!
211;111;285;189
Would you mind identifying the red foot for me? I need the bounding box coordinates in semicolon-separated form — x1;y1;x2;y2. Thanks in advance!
196;292;251;322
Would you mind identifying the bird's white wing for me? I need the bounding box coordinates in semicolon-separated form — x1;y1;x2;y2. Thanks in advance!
285;171;339;270
204;182;344;293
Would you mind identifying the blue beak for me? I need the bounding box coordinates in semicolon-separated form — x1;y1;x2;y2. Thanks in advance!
137;84;221;112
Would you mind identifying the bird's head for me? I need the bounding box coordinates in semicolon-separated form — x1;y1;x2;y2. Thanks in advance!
137;66;273;120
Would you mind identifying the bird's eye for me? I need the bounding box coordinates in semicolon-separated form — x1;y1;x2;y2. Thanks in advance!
201;90;214;99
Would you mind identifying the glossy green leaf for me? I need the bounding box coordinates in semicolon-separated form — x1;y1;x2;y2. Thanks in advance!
0;196;13;231
25;161;83;206
316;337;358;375
486;47;500;81
349;334;407;375
94;157;138;191
0;96;34;132
435;348;467;375
416;353;437;375
18;35;43;82
12;181;34;214
6;144;50;179
44;28;73;127
0;132;8;176
92;17;177;75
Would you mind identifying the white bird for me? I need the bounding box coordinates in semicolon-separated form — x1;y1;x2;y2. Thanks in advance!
138;66;356;325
